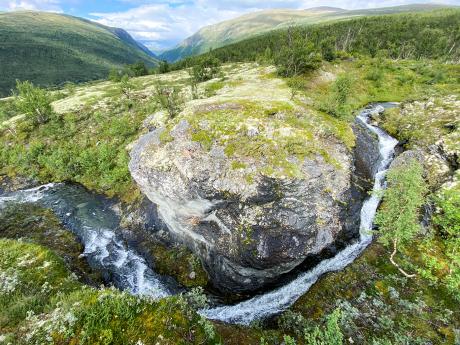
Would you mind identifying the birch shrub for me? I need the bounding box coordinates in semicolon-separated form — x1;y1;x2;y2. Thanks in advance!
375;160;428;277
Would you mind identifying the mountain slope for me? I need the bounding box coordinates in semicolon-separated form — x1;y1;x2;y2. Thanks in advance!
0;11;158;96
160;4;456;62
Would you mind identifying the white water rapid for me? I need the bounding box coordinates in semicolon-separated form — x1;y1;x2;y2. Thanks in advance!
0;104;399;324
0;183;172;299
199;104;399;325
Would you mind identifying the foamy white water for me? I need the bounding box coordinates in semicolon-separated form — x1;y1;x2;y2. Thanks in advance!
0;183;172;299
200;104;399;324
0;183;55;208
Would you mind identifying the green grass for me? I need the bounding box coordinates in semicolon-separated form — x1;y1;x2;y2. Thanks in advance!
0;11;157;97
304;58;460;118
0;238;219;345
289;241;460;344
0;239;81;334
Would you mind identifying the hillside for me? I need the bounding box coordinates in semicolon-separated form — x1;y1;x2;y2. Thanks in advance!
160;4;456;62
173;9;460;68
0;11;158;97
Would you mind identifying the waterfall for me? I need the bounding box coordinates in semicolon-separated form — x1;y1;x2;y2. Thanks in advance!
199;104;399;325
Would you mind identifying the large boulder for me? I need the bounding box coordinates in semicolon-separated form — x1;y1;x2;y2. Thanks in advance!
129;113;372;292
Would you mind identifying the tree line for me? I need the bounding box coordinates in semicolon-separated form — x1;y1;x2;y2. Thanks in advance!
170;9;460;77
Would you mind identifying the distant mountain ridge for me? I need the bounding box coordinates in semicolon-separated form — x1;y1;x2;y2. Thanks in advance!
0;11;158;97
160;3;457;62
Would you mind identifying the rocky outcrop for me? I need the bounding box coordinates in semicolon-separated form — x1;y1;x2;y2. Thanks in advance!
378;96;459;188
128;109;378;292
353;105;385;180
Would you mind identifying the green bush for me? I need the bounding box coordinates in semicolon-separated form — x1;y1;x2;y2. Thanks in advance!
109;68;123;82
419;189;460;300
119;74;135;99
153;82;183;118
274;32;321;77
14;80;53;125
317;75;353;118
128;61;149;77
190;56;222;82
158;60;170;74
375;160;428;277
320;37;337;62
304;309;343;345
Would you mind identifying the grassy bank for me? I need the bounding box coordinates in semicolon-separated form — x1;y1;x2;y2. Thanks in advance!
0;239;220;344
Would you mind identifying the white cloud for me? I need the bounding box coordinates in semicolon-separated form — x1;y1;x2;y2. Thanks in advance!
2;0;459;51
90;2;243;50
89;0;460;51
1;0;62;12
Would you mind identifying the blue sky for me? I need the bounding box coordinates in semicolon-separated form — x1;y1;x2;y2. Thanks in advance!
1;0;459;52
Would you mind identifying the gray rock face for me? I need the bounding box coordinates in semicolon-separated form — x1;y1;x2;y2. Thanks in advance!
353;119;380;180
129;118;376;292
389;149;425;171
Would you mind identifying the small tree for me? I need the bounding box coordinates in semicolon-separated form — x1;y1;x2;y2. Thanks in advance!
190;56;221;83
317;74;353;118
333;75;352;106
375;160;428;278
320;37;337;62
158;60;170;74
14;80;53;125
153;82;183;118
128;61;148;77
275;29;322;77
188;69;199;99
119;75;134;99
108;68;123;82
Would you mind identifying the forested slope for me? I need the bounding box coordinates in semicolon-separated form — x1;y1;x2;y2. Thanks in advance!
173;9;460;69
161;4;456;62
0;11;158;96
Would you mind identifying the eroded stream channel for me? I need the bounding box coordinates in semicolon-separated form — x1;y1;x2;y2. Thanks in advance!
0;104;398;325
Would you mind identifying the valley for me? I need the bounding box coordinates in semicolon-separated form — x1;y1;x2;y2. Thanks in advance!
0;4;459;345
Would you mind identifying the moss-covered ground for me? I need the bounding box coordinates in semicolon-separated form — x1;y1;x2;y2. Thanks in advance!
0;238;224;345
1;58;459;344
288;241;459;344
0;203;103;286
148;243;209;288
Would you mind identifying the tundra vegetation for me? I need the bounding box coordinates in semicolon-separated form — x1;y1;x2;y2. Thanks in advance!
0;8;459;345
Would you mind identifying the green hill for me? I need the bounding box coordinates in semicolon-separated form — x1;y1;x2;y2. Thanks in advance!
0;11;158;97
173;9;460;68
160;4;457;62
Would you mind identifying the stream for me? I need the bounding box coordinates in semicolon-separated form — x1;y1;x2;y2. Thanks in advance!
0;183;172;298
0;103;398;325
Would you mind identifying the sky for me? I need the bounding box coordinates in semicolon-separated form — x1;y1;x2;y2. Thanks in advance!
0;0;459;52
